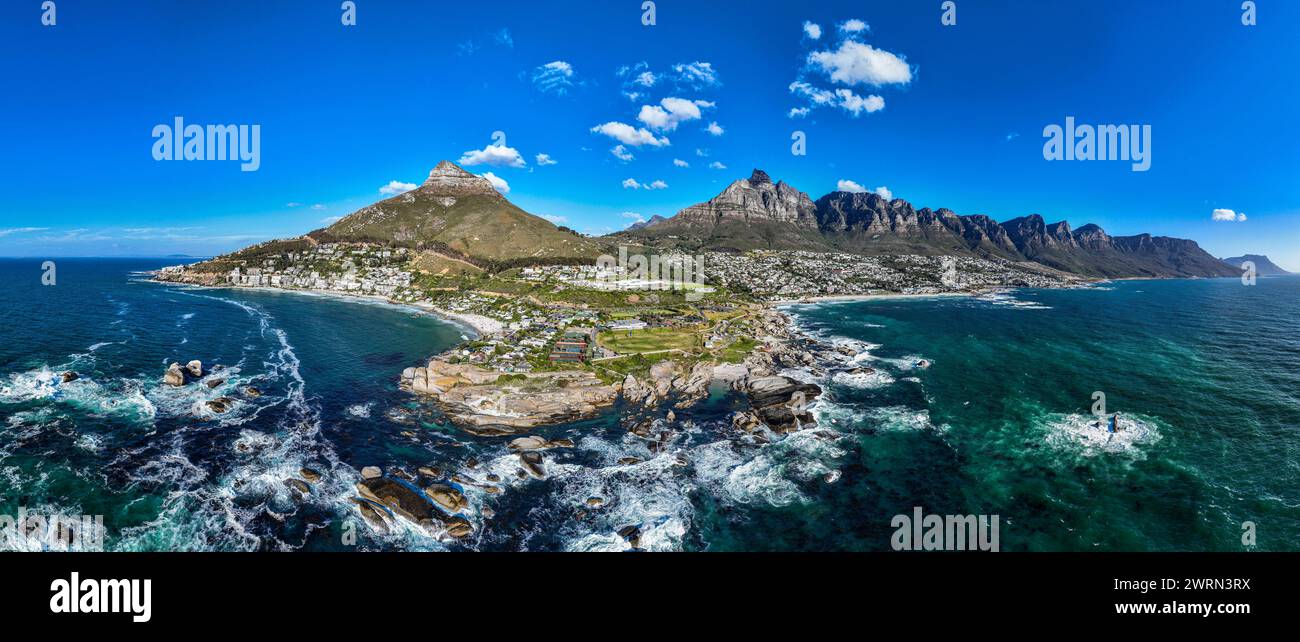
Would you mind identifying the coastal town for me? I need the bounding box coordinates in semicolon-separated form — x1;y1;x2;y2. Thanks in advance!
157;240;1078;383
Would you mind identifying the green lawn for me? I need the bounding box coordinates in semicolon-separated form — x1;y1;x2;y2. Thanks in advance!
597;327;702;354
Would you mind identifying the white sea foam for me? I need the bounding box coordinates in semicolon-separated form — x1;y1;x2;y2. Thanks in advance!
1042;413;1161;458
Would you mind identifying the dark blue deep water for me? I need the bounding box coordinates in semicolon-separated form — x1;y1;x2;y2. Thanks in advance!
1;259;1296;551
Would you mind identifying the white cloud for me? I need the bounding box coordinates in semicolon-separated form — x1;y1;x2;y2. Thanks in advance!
540;213;567;224
637;97;715;132
709;161;727;170
836;89;886;116
622;178;668;190
705;121;724;136
591;121;670;147
836;180;891;200
620;211;645;222
480;172;510;194
494;28;513;47
0;227;48;238
838;19;869;34
535;153;558;166
320;216;343;224
311;204;325;210
672;61;720;89
695;148;709;157
1212;208;1247;222
458;143;527;168
379;180;417;196
808;40;912;87
790;81;884;116
673;158;690;168
611;145;635;162
803;21;822;40
286;202;303;208
532;60;577;95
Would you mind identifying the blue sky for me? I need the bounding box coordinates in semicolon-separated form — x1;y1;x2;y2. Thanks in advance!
2;0;1297;268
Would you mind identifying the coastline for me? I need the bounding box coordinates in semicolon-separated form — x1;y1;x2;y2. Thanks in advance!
148;278;500;338
767;291;977;306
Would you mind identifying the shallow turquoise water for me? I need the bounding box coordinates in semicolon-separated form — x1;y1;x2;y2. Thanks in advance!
2;259;1295;551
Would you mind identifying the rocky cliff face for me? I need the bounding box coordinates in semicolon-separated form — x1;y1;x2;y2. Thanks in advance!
622;168;1238;278
675;170;819;228
415;160;504;199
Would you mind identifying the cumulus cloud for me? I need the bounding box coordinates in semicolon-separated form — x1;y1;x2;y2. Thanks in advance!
285;202;303;208
311;204;325;210
458;143;527;168
622;178;668;190
532;60;577;95
620;211;646;222
540;213;567;224
672;61;720;89
808;40;912;87
835;89;885;116
535;153;558;166
1212;208;1247;222
705;121;725;136
591;121;671;147
480;172;510;194
637;97;715;132
838;19;869;34
836;180;891;200
803;21;822;40
610;145;635;162
379;180;418;196
790;82;884;116
709;161;727;170
673;158;690;168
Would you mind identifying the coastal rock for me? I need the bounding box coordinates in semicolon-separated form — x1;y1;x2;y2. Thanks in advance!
60;371;79;383
424;484;469;513
746;376;822;433
299;468;323;483
519;452;546;479
649;360;679;399
283;478;311;496
360;466;383;480
205;378;225;389
185;360;204;378
621;373;652;405
433;372;618;430
205;397;235;414
354;499;392;533
356;477;473;539
164;363;186;386
242;386;262;398
508;435;576;451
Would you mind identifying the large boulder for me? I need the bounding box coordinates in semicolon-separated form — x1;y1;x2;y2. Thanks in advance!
185;360;204;378
746;376;822;433
163;363;186;386
356;477;472;538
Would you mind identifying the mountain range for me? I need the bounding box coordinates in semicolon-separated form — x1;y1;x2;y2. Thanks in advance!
1223;254;1291;276
621;169;1243;279
200;161;1268;280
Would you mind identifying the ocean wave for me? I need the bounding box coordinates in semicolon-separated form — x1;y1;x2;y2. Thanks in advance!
1040;412;1162;458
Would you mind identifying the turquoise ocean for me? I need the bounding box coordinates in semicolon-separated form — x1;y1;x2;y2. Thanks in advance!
1;258;1295;551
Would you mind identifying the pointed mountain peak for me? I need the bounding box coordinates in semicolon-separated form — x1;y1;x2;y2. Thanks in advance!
418;160;500;197
748;169;773;186
426;160;477;182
